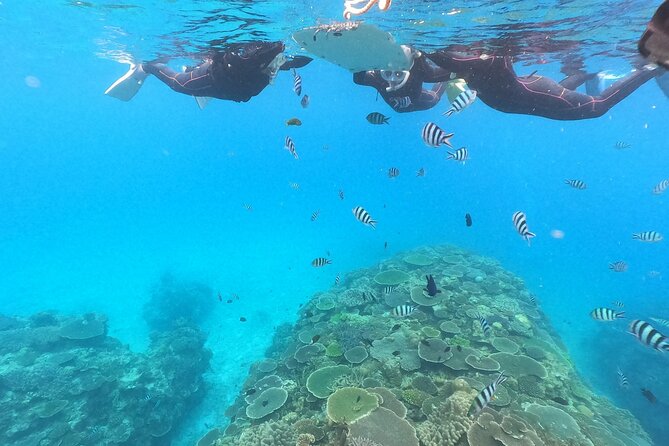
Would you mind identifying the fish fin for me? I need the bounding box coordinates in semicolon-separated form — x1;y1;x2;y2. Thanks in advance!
369;220;377;230
442;133;454;148
443;109;454;116
618;311;626;319
384;117;390;124
194;96;211;110
446;151;454;159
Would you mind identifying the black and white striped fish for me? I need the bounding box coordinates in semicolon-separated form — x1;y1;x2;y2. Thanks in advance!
284;136;299;159
650;317;669;328
421;122;454;148
564;179;587;190
416;168;425;177
629;319;669;352
612;300;625;308
311;210;320;222
289;182;301;190
390;96;412;109
334;274;340;285
292;69;302;96
652;179;669;195
609;261;628;272
590;307;625;321
632;231;663;242
339;189;345;200
443;89;477;117
382;285;395;295
477;314;491;336
391;304;416;317
311;257;331;268
529;294;536;305
468;371;508;416
352;206;377;229
366;112;389;125
512;211;536;246
242;203;253;212
301;94;310;108
615;141;631;149
617;368;629;389
446;147;468;162
388;167;400;178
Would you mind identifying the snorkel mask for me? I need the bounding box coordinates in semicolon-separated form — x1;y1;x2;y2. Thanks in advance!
380;45;418;92
264;52;287;84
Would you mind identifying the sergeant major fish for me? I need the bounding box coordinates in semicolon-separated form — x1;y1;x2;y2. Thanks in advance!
609;261;628;272
388;167;400;178
446;147;468;163
629;319;669;352
512;211;536;246
284;136;299;159
421;122;454;148
652;179;669;194
391;304;417;317
366;112;389;125
311;257;331;267
564;179;587;190
468;371;508;416
352;206;377;229
292;69;302;96
632;231;663;242
590;307;625;321
443;89;477;117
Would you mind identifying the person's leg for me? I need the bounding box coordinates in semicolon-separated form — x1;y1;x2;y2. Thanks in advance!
590;65;659;115
142;62;216;96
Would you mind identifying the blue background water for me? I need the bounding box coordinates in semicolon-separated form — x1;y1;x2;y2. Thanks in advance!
1;1;668;444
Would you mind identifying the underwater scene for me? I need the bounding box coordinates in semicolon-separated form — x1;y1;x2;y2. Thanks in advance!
2;0;669;445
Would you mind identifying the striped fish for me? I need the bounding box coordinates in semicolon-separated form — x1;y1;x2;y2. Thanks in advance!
391;304;416;317
590;307;625;321
390;96;412;109
612;300;625;308
339;189;345;200
446;147;468;163
468;371;508;416
615;141;631;149
444;89;477;117
632;231;663;242
311;210;320;222
334;274;340;286
652;179;669;195
416;168;425;177
477;314;491;336
512;211;536;246
529;294;536;305
617;368;629;389
629;319;669;352
292;69;302;96
421;122;454;148
289;182;301;190
242;203;253;212
301;94;310;108
311;257;331;267
352;206;377;229
285;136;299;159
650;317;669;328
366;112;389;125
609;261;628;272
388;167;400;178
564;179;587;190
382;285;395;295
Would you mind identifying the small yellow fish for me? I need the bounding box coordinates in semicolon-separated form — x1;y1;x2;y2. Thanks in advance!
286;118;302;126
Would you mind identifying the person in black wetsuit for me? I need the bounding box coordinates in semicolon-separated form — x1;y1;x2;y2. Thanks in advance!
426;49;660;121
353;46;452;112
105;41;311;104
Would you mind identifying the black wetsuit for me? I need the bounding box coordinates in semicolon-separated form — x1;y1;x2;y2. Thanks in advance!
427;51;658;120
353;55;451;112
142;41;311;102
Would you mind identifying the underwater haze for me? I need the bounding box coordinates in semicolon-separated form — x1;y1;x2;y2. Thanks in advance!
1;1;669;445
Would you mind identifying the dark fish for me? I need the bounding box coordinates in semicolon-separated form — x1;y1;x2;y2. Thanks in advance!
339;189;345;200
641;388;657;403
356;395;361;403
465;213;472;227
609;261;628;272
392;350;401;356
311;257;332;267
286;118;302;126
301;95;310;108
564;179;586;190
218;291;222;302
292;69;302;96
311;210;320;222
590;307;625;321
352;206;377;229
384;241;388;249
240;317;247;322
416;167;425;177
469;371;509;416
245;388;256;396
420;339;431;346
388;167;400;178
391;323;401;332
421;122;453;148
457;345;462;352
424;274;441;297
226;299;233;304
366;112;389;125
311;335;321;344
512;211;536;246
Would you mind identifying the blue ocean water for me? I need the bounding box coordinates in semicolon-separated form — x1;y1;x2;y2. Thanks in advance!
2;1;668;444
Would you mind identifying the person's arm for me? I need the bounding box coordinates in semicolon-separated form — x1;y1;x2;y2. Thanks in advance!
353;71;387;90
280;56;313;70
417;56;452;82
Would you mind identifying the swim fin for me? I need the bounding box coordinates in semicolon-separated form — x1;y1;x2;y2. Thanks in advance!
104;64;149;101
639;0;669;69
656;71;669;99
194;96;211;110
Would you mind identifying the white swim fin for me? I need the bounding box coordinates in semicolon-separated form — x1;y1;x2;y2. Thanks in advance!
104;64;149;101
656;71;669;99
194;96;212;110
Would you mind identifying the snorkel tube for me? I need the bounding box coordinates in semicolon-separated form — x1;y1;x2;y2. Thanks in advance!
381;45;418;92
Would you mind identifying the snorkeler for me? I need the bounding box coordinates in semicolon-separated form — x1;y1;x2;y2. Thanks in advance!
639;0;669;98
426;49;660;121
353;45;451;113
105;41;312;106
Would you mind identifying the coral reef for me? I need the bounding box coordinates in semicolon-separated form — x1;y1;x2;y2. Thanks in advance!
0;313;210;445
207;246;653;446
